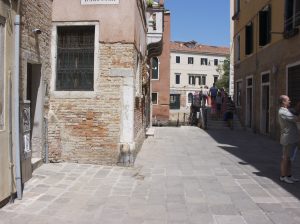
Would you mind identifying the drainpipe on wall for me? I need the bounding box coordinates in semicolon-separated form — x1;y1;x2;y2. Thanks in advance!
13;0;22;200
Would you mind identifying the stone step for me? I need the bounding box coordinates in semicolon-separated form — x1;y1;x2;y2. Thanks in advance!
146;127;155;137
31;158;43;171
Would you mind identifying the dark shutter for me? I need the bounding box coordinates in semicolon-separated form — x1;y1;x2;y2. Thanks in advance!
259;7;271;46
288;64;300;107
245;23;253;55
285;0;294;31
296;0;300;26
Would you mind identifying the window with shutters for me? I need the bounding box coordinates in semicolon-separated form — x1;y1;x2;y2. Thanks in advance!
201;58;208;65
259;5;272;46
288;64;300;107
188;57;194;64
189;74;206;86
245;22;253;55
170;94;180;109
176;56;180;63
285;0;300;32
56;26;95;91
189;75;195;85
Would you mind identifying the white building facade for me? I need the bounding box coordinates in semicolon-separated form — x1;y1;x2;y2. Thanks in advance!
169;41;229;123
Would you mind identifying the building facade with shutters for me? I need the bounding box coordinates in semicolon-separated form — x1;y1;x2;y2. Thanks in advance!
49;0;164;165
232;0;300;139
169;41;229;123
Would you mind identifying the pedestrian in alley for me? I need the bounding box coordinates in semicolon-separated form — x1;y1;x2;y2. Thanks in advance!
209;83;218;104
202;86;209;107
215;92;222;119
225;96;235;130
278;95;300;184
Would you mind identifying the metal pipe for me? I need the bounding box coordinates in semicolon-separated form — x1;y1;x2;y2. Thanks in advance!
8;72;14;202
44;117;48;163
13;14;22;200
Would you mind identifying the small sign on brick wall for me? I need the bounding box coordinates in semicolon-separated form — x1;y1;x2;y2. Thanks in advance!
81;0;119;5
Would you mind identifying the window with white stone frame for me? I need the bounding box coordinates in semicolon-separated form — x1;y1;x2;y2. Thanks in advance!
0;17;5;130
56;25;95;91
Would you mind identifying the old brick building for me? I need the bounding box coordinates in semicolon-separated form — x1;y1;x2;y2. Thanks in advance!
151;10;171;126
0;0;52;204
48;0;164;165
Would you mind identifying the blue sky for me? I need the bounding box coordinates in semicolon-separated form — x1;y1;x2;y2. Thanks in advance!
164;0;230;47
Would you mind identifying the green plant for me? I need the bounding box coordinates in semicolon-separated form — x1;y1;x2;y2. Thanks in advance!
216;57;230;91
147;0;154;7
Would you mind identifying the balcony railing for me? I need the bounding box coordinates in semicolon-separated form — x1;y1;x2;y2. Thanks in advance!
284;11;300;38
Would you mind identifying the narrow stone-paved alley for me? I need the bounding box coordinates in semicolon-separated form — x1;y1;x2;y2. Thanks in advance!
1;127;300;224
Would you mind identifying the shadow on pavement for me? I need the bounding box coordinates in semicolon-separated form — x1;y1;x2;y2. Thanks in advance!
206;129;300;200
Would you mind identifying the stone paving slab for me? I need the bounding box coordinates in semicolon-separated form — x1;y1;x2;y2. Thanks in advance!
1;127;300;223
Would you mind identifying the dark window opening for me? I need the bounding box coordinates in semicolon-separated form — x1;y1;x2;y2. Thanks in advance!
56;26;95;91
247;78;253;86
170;94;180;109
188;93;193;103
262;73;270;83
176;56;180;63
202;76;206;85
236;35;241;61
175;74;180;84
214;76;218;83
152;57;159;79
214;59;218;66
285;0;300;32
188;57;194;64
288;64;300;107
189;76;195;85
201;58;208;65
152;92;158;104
259;5;272;46
245;22;253;55
236;81;242;106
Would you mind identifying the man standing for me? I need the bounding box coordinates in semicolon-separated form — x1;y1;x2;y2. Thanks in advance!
278;95;299;184
209;83;218;103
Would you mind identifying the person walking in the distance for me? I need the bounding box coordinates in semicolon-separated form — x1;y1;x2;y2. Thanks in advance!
278;95;300;184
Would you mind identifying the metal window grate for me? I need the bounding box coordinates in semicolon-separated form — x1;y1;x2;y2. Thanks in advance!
56;26;95;91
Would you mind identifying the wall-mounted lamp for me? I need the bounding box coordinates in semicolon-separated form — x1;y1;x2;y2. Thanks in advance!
32;28;42;35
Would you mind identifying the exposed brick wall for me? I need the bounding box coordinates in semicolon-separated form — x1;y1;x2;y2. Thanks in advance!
48;43;146;165
20;0;52;97
19;0;52;160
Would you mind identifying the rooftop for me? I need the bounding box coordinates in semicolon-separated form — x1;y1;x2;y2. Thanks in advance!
170;41;229;56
